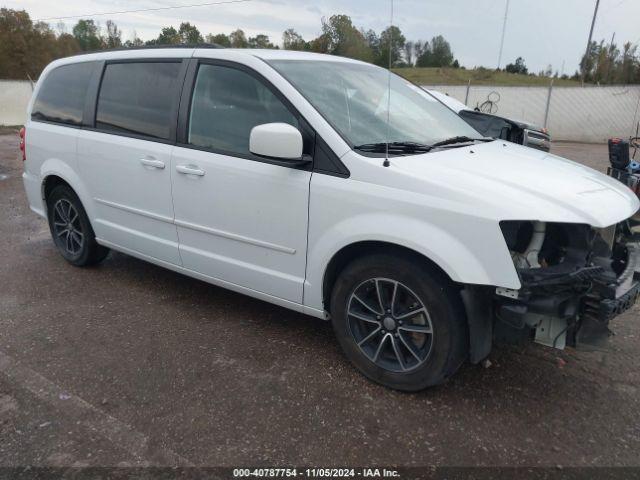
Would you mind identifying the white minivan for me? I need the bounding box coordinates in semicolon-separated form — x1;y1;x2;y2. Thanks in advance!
22;47;640;390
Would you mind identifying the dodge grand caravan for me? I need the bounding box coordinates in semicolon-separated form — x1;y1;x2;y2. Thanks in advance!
22;47;640;391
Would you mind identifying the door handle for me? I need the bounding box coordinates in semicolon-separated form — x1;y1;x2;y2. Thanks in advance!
176;164;205;176
140;158;165;169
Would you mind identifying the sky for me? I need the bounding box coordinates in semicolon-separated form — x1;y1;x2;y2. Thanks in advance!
5;0;640;74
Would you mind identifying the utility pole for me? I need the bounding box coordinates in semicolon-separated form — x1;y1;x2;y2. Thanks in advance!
606;32;616;83
580;0;600;86
497;0;510;69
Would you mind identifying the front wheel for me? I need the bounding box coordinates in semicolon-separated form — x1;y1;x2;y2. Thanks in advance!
46;185;109;266
330;254;468;391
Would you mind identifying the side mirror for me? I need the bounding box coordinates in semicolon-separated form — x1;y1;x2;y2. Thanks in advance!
249;123;304;161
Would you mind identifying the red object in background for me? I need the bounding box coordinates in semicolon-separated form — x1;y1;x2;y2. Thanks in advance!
19;127;26;161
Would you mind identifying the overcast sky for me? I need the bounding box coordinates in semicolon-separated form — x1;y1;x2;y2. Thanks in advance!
6;0;640;73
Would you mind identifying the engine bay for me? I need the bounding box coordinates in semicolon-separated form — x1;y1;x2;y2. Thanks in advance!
494;220;640;350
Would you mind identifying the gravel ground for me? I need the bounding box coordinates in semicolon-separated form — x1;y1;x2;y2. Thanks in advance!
0;134;639;470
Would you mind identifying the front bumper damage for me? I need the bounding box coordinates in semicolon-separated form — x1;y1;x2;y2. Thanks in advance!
493;222;640;351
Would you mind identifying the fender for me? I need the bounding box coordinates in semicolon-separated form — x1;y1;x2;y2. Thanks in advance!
304;212;521;312
40;158;97;222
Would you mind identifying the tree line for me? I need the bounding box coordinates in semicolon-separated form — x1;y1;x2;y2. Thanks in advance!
0;8;459;80
1;7;639;85
579;38;640;85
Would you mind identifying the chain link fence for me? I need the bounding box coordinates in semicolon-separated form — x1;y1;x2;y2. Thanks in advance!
426;83;640;143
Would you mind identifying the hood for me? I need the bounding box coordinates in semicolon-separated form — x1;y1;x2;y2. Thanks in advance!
391;140;639;228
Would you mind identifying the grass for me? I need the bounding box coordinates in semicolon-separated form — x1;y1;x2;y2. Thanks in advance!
393;67;581;87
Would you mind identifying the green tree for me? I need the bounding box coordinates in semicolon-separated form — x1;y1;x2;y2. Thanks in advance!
579;40;599;82
72;19;102;51
55;32;81;57
105;20;121;49
617;42;639;84
320;14;372;61
363;29;380;61
308;32;331;53
178;22;203;44
0;9;57;79
206;33;231;47
505;56;527;74
283;28;306;50
156;26;180;45
416;35;454;67
229;29;248;48
376;25;405;67
248;34;275;49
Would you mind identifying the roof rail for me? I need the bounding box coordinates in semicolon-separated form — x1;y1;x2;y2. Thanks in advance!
74;43;225;56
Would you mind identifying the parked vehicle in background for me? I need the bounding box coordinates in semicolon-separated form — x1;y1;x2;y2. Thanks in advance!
22;48;639;391
427;89;551;152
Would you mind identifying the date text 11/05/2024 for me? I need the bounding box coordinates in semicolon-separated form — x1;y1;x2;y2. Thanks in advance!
233;468;401;478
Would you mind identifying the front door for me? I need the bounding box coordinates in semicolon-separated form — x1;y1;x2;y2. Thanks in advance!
170;62;312;303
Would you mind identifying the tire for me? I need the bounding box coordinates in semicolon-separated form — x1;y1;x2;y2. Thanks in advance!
330;253;468;391
46;185;109;266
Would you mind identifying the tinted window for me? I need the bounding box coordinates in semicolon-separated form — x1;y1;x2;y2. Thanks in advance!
96;62;182;140
32;62;94;126
188;64;297;156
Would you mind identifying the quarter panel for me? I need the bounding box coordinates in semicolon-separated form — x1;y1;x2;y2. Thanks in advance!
26;121;84;217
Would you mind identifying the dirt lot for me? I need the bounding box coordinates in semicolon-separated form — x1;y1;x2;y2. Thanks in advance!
0;134;639;470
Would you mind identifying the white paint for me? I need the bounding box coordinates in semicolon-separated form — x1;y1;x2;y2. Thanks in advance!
250;122;303;159
21;48;640;320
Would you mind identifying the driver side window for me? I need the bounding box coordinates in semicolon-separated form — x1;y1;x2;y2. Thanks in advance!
188;64;298;157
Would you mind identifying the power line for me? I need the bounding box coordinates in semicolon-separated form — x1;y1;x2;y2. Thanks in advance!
35;0;252;22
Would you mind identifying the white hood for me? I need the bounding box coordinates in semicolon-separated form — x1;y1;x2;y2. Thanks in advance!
391;141;639;228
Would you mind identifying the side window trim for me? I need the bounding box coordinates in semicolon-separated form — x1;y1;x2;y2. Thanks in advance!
88;58;189;144
177;58;315;170
83;60;105;128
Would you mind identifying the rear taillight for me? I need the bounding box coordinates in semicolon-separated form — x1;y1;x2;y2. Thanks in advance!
19;127;26;162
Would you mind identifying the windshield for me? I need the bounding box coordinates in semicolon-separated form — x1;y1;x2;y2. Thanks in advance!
268;59;481;151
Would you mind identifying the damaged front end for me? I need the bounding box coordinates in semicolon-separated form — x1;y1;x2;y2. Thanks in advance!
493;220;640;351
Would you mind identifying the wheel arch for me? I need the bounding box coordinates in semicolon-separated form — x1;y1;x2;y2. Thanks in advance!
321;241;454;315
40;160;96;221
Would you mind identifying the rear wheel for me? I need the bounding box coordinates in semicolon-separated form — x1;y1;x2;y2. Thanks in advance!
330;254;468;391
46;185;109;266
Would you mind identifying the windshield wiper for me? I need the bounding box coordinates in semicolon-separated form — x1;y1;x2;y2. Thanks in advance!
355;137;492;155
354;141;433;154
430;136;492;147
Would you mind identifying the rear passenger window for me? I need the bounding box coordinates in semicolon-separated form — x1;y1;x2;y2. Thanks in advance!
96;62;182;140
32;62;94;126
188;64;298;156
